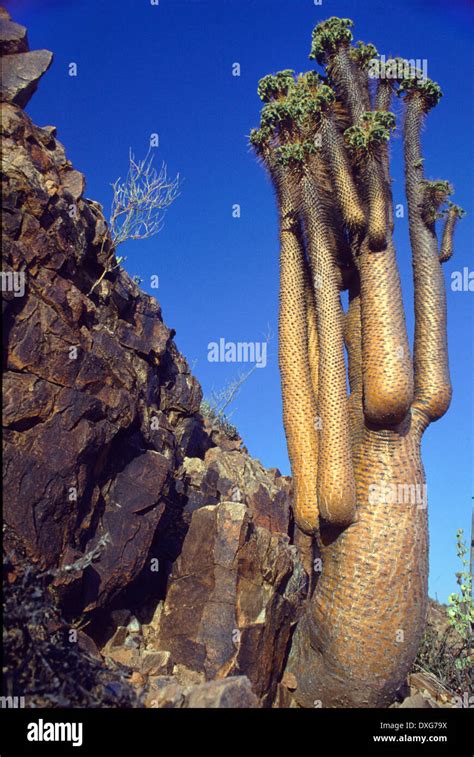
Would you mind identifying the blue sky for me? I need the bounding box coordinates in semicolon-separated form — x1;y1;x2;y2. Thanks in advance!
8;0;473;602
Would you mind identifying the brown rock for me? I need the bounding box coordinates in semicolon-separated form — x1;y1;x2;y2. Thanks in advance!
0;18;28;55
140;650;173;677
184;677;260;708
272;683;298;708
409;671;452;702
145;676;259;708
129;672;146;687
2;102;203;611
399;693;439;708
145;678;185;708
104;647;140;669
281;671;298;691
81;452;169;610
1;50;53;108
105;626;128;650
77;630;102;661
60;168;85;200
155;502;306;706
178;447;292;535
171;664;205;688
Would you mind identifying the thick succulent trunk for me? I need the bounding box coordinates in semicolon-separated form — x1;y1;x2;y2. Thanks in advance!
251;18;459;709
404;97;452;422
301;168;356;528
276;174;320;534
289;419;428;708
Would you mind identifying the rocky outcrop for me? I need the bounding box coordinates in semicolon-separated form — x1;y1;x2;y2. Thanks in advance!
0;8;52;107
155;501;306;706
1;7;305;707
0;12;28;54
176;447;292;535
2;87;203;611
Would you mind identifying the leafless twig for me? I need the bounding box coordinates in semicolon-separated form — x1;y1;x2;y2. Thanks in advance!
110;148;180;246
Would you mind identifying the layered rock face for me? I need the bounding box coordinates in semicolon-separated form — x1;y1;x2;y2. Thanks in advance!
1;7;306;707
156;501;305;706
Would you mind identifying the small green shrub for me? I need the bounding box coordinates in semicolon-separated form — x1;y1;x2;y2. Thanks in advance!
200;399;238;439
414;529;473;694
447;529;473;670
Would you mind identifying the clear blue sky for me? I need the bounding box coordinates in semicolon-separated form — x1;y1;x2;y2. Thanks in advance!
8;0;473;602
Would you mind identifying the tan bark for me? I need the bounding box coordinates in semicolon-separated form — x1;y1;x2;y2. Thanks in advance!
277;175;319;533
251;25;460;706
404;95;452;423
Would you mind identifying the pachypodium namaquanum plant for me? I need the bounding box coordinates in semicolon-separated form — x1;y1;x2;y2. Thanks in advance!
250;17;465;708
